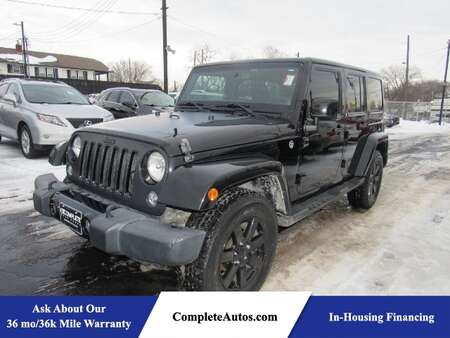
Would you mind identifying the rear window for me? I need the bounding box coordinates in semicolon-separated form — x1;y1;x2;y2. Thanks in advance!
140;91;174;107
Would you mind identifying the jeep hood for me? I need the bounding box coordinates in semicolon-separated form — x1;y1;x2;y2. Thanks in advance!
81;111;286;156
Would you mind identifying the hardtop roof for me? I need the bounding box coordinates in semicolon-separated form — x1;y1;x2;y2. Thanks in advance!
194;57;381;77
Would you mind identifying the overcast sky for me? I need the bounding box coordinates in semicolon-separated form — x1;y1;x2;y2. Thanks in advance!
0;0;449;86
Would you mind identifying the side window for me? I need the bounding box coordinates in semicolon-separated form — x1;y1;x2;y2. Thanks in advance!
106;90;120;103
366;78;383;112
0;83;9;98
345;74;365;113
120;91;135;104
310;69;340;118
6;83;20;101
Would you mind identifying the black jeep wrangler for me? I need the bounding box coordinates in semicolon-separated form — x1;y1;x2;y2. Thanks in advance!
34;58;388;291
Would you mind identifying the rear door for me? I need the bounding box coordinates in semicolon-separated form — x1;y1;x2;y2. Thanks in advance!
102;90;122;118
298;65;345;196
118;90;138;117
341;70;367;176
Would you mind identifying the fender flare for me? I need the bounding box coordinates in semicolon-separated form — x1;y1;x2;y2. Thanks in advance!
348;132;388;177
48;141;68;166
158;157;285;211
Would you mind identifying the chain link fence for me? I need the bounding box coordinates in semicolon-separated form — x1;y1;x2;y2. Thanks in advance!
385;101;432;121
385;100;450;123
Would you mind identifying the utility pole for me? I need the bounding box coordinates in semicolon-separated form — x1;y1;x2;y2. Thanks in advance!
404;34;410;101
161;0;168;93
438;40;450;126
14;21;28;77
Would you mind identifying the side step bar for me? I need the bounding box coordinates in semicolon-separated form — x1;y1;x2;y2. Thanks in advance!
277;177;365;227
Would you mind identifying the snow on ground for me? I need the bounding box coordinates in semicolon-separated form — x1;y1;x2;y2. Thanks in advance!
386;119;450;140
0;138;65;214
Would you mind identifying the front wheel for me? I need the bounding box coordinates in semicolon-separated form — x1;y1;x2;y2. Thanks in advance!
348;150;384;209
19;125;39;159
185;188;278;291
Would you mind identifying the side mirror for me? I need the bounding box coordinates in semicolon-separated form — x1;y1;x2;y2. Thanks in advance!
3;93;17;107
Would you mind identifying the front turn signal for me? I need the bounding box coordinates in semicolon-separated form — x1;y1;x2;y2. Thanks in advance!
207;188;219;202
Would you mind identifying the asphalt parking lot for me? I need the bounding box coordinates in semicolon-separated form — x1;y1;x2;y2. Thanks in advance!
0;123;449;295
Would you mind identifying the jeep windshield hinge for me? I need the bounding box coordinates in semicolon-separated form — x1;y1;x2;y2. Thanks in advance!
180;138;195;163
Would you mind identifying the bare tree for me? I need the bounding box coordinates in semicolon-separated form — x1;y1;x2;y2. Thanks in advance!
191;43;216;66
262;45;287;59
381;65;422;100
109;58;154;83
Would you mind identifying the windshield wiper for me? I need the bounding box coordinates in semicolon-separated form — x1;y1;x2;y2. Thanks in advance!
177;101;206;111
59;102;84;105
215;103;255;117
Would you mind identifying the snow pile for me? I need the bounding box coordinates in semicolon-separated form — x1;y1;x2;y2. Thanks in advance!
387;119;450;139
0;53;57;64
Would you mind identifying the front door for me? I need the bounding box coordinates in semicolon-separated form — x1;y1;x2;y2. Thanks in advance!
297;66;345;197
2;83;21;138
0;82;10;136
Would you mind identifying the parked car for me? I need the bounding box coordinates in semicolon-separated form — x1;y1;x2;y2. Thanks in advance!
34;58;388;290
0;79;114;158
96;87;175;119
430;98;450;123
383;113;400;127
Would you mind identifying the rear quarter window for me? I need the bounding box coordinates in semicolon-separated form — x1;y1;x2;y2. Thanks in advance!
366;78;383;112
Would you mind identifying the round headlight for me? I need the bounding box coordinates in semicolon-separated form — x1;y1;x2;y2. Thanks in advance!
72;136;82;158
147;152;166;182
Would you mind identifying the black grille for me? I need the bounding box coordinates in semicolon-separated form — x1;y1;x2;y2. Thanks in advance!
79;141;138;196
68;118;104;128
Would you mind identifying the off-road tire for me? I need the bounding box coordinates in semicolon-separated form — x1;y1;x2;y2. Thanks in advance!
184;188;278;291
348;150;384;209
19;125;39;159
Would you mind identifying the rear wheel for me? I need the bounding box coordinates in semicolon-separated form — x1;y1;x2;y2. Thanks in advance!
185;188;277;291
19;125;39;159
348;150;384;209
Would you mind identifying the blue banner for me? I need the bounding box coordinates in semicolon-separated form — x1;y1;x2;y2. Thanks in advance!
290;296;450;338
0;296;157;338
0;295;449;337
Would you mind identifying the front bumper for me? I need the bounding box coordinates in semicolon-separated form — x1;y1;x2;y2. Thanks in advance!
33;121;75;145
33;174;205;266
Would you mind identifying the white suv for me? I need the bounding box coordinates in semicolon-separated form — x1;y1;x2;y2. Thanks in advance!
0;79;114;158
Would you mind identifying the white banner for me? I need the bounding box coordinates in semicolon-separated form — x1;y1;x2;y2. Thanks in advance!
140;292;311;338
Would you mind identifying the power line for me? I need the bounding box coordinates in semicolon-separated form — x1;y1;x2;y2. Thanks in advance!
31;0;113;37
29;17;161;45
30;0;121;42
3;0;159;15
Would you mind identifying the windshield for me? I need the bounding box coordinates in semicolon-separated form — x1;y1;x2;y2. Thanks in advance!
178;62;300;111
140;91;175;107
22;84;89;104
